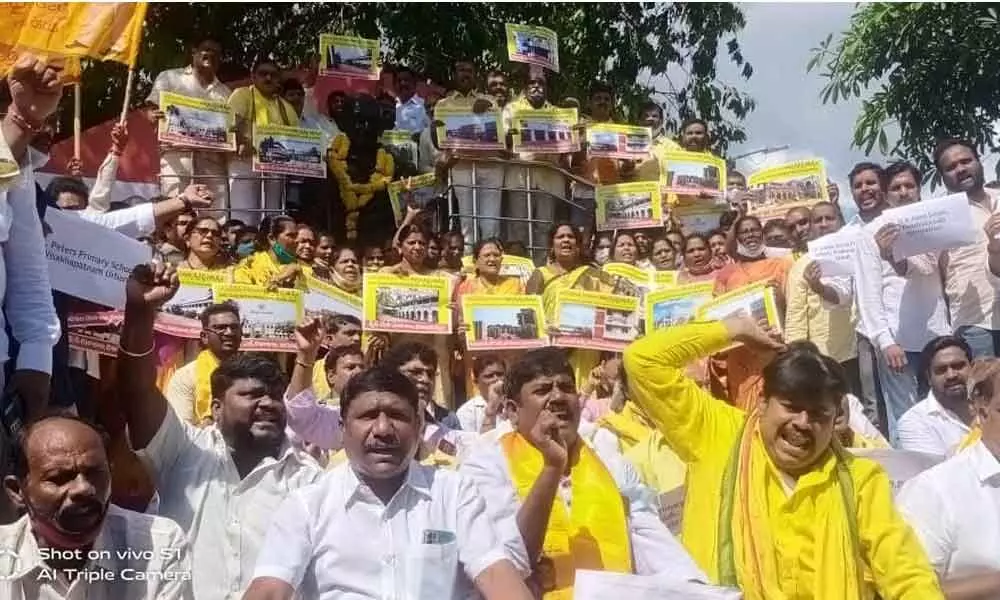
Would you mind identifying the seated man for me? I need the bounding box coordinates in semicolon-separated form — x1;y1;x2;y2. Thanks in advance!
623;317;943;599
0;414;191;598
460;348;706;597
243;367;533;600
117;263;323;599
164;301;243;425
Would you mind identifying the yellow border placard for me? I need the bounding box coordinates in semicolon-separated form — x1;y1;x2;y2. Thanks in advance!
645;282;714;330
155;268;231;339
651;270;679;289
505;23;560;73
319;34;380;80
660;150;727;197
552;288;639;351
387;173;438;225
696;280;781;331
461;294;547;351
596;181;663;231
362;273;452;334
304;275;362;320
212;284;304;352
510;107;579;154
159;91;235;152
586;123;652;160
252;124;327;179
434;106;506;151
747;158;828;220
460;254;536;282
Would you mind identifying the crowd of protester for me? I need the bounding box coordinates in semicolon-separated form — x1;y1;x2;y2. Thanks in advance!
0;32;999;600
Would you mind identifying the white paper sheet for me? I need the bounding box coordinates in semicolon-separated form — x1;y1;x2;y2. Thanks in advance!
44;209;152;309
573;570;742;600
848;448;943;495
807;225;860;276
880;193;977;260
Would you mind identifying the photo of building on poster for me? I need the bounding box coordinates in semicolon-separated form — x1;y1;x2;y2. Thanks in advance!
319;34;380;80
553;290;639;351
158;92;234;151
465;300;546;351
253;125;326;178
663;159;722;195
435;109;503;150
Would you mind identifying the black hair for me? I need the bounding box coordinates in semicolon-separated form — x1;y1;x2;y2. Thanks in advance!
184;215;222;237
683;232;711;250
504;347;574;401
847;162;885;188
14;411;109;480
590;81;614;98
933;137;979;170
280;77;304;95
199;300;241;329
733;214;763;234
707;228;728;240
809;201;843;224
191;37;221;51
680;117;708;133
324;343;364;377
611;231;637;255
325;313;362;334
719;210;740;230
919;335;973;379
326;90;347;116
638;100;663;118
472;353;505;378
382;341;438;373
762;341;848;409
252;58;279;73
210;354;287;401
45;176;89;203
883;161;923;188
473;237;504;260
486;69;506;80
547;222;583;247
397;223;430;244
395;65;416;78
223;219;246;231
442;230;464;244
340;366;420;417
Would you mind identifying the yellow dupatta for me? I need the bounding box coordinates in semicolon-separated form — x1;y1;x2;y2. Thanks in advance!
233;250;310;289
717;412;865;600
499;431;632;599
194;350;221;424
596;402;655;451
957;426;981;452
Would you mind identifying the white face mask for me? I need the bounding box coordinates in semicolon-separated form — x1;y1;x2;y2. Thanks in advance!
736;241;765;259
594;248;610;264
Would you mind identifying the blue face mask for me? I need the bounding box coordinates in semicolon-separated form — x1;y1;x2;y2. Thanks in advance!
236;241;256;258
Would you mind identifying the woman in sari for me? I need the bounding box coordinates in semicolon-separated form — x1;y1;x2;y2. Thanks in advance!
527;223;636;387
311;245;364;397
676;233;718;284
712;215;793;410
295;224;317;265
610;231;639;265
234;215;311;288
650;235;678;272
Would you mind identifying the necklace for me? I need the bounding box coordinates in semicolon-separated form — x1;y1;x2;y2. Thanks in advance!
329;133;395;240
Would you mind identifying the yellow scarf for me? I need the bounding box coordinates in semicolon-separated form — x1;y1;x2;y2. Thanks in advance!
957;426;981;451
249;86;294;127
718;412;864;600
596;402;655;450
499;432;632;599
194;350;220;424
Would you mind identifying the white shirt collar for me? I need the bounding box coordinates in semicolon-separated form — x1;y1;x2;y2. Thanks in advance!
397;94;424;107
969;441;1000;484
342;460;433;508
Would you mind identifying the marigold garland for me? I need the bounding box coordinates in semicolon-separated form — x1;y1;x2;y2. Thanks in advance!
328;132;395;240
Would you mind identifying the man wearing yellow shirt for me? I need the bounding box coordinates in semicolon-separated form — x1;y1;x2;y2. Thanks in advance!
623;316;944;600
227;58;299;225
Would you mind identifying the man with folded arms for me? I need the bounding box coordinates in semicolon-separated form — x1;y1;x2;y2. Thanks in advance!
243;366;533;600
461;348;706;598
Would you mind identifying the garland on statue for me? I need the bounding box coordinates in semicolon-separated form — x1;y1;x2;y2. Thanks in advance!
329;133;394;240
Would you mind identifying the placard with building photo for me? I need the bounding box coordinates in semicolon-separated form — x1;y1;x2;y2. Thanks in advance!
304;275;362;321
660;150;727;198
212;284;303;352
510;107;579;154
460;254;536;284
434;106;505;151
155;268;230;339
388;173;439;225
158;91;235;152
747;158;828;220
505;23;560;73
670;204;729;235
67;311;124;357
363;273;453;334
552;289;639;352
645;283;714;331
253;124;327;179
380;129;419;169
586;123;652;160
696;281;781;350
461;294;546;351
596;181;663;231
602;261;652;305
319;33;380;80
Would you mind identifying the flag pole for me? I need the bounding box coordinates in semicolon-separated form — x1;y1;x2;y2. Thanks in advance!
73;82;82;159
119;67;134;125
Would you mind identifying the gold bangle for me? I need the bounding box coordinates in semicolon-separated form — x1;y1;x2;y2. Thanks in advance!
119;344;155;358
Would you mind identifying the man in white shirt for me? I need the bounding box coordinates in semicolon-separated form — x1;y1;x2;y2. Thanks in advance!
245;366;532;600
853;161;952;443
898;357;1000;596
394;66;430;135
0;414;191;599
461;348;706;597
935;138;1000;358
145;37;231;210
116;263;323;600
897;336;974;456
456;353;505;432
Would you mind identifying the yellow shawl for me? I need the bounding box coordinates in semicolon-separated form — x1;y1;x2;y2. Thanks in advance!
194;350;220;424
596;402;655;451
499;432;632;599
233;250;311;289
957;426;981;452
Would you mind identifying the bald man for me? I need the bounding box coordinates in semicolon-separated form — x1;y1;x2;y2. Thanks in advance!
0;415;192;599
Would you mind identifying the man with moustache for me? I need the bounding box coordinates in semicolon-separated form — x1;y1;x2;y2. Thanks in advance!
116;263;322;599
146;37;231;209
243;367;533;600
0;414;191;599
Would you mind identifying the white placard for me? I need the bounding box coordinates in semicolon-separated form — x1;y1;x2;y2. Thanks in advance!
45;209;152;309
574;570;742;600
848;448;943;495
880;193;976;260
807;225;860;276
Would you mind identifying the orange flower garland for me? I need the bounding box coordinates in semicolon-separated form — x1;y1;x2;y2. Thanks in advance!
328;133;395;240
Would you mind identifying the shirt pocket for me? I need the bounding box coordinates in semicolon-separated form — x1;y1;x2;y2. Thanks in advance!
405;531;459;600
